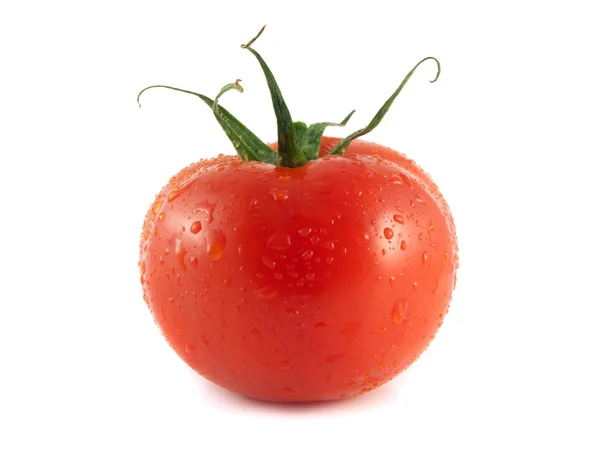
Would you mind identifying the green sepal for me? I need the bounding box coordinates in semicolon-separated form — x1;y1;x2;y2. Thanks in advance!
328;57;441;156
241;26;307;168
137;84;281;165
296;110;356;160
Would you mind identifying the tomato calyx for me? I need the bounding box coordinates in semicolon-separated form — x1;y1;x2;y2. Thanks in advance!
137;26;441;168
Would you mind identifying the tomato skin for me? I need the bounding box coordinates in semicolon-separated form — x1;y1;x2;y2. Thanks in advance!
139;137;458;402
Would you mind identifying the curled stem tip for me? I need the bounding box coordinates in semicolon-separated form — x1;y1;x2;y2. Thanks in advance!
242;25;266;49
213;79;244;113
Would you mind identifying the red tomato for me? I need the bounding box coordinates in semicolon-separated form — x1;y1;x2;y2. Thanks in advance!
139;136;457;402
138;27;457;402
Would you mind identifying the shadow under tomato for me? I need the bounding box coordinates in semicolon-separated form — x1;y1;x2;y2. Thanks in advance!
191;372;404;414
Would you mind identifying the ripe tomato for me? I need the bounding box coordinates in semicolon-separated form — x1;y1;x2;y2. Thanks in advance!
138;27;458;402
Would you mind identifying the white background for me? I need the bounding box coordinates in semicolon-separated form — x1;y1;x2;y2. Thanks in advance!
1;1;599;448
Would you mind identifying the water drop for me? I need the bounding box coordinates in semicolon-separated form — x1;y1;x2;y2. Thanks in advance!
286;308;299;316
189;256;198;268
185;343;196;354
269;187;289;202
298;228;312;237
151;199;163;214
315;322;328;329
267;231;291;251
302;249;314;260
391;300;407;324
410;200;416;208
383;228;394;239
190;221;202;234
400;240;408;250
175;238;187;270
444;251;449;261
206;230;227;262
310;236;320;244
399;172;413;187
168;178;196;202
157;212;166;222
306;272;315;281
422;251;430;265
326;257;334;264
193;201;216;224
254;285;278;301
274;272;283;280
283;387;294;393
262;255;276;269
415;194;428;205
413;281;420;293
393;214;404;225
323;241;335;250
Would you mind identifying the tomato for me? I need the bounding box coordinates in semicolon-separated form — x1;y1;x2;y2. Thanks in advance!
138;27;458;402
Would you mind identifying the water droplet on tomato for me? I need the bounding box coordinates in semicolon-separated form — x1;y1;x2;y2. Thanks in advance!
323;241;335;250
315;322;327;329
169;178;196;202
193;201;216;224
410;200;416;208
391;300;407;324
415;194;427;205
274;272;283;280
302;249;314;260
298;228;311;237
310;236;320;244
400;240;408;250
254;285;278;301
206;230;227;262
157;212;166;222
189;255;198;268
306;272;315;281
326;257;334;265
190;221;202;234
175;238;187;270
422;251;430;265
383;228;394;239
286;308;299;316
267;231;291;251
262;255;276;269
282;387;294;393
413;281;420;292
185;343;196;354
393;214;404;225
444;251;449;261
399;172;413;187
151;199;163;214
269;187;289;202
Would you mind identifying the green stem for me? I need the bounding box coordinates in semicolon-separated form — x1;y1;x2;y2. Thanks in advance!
328;57;441;156
241;26;307;168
